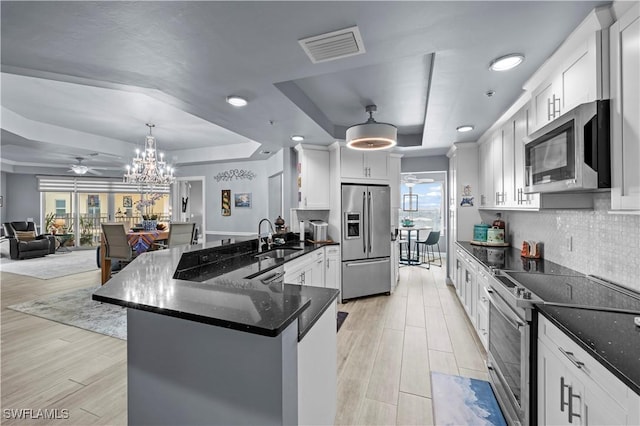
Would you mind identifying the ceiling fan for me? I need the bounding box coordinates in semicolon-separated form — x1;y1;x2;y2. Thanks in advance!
68;157;102;176
402;174;434;187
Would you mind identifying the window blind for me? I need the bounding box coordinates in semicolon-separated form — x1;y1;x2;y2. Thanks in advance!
37;176;170;194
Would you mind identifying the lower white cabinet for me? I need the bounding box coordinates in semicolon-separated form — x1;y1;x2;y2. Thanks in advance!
538;315;640;425
324;246;340;290
475;268;490;350
285;249;325;287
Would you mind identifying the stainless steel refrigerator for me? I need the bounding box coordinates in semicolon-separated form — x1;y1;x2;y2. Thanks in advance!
341;184;391;301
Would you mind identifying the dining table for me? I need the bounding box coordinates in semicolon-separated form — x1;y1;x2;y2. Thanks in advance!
399;226;432;265
100;229;169;284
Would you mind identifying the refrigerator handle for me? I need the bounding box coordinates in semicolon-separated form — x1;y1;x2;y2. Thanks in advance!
368;191;372;253
362;191;367;254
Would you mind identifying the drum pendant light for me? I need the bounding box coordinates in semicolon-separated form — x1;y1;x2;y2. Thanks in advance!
346;105;397;150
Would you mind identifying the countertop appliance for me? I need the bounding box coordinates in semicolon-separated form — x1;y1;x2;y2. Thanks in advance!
309;220;328;241
341;184;391;302
524;100;610;193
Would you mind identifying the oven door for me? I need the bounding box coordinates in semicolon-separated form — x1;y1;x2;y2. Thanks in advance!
485;286;530;425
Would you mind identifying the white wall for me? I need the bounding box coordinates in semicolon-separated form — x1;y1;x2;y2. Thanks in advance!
1;171;7;224
177;160;269;234
4;173;40;224
401;155;449;173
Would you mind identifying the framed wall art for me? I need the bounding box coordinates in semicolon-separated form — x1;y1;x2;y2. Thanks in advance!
123;196;132;208
234;193;251;208
221;190;231;216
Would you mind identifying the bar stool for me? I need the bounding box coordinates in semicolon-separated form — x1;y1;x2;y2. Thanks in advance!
415;231;442;269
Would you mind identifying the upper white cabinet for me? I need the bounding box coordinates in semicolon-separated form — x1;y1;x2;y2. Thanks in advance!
526;8;612;133
340;147;389;182
295;144;330;209
610;3;640;211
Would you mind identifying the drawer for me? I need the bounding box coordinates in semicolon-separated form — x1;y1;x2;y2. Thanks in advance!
325;246;340;256
538;315;631;405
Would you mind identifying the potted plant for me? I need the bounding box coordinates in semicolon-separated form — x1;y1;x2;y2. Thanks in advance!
79;216;94;246
136;193;163;231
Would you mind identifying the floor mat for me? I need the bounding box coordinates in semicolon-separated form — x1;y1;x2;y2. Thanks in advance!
431;371;507;426
337;311;348;332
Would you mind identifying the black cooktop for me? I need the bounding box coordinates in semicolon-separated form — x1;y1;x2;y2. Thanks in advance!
503;272;640;312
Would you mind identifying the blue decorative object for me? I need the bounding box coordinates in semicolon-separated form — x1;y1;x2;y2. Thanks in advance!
142;220;157;231
432;372;506;426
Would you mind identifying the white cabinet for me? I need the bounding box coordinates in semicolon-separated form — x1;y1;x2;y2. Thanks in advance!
294;144;330;209
285;249;325;287
324;246;341;290
478;141;491;207
475;268;490;350
538;315;640;425
529;28;608;133
512;107;540;208
454;246;478;327
610;3;640;211
340;147;389;181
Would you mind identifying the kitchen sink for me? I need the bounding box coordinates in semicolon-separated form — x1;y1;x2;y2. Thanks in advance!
254;247;302;259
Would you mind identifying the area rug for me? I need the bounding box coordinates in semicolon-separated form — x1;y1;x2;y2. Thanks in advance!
337;311;348;332
8;286;127;340
432;371;506;426
0;249;98;279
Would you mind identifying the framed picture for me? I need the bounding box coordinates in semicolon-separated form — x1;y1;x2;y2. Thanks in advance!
234;193;251;208
87;194;100;208
221;190;231;216
123;196;132;208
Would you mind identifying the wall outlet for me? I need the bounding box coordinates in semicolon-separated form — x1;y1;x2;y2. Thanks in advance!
567;236;573;252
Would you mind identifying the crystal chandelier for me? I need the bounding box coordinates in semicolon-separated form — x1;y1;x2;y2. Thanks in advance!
124;123;175;186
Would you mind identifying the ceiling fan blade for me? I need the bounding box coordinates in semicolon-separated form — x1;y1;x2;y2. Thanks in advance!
88;169;103;176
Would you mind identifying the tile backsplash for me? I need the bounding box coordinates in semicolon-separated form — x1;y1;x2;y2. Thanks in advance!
480;193;640;292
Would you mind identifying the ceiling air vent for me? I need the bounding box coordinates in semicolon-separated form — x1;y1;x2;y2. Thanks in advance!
298;26;365;64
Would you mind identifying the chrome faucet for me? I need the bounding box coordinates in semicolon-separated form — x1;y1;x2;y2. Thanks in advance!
257;218;275;253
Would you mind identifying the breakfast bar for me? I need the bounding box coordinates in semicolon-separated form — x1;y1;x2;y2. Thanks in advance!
93;237;339;425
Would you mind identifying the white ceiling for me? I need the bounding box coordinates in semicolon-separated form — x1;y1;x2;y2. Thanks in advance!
0;1;609;177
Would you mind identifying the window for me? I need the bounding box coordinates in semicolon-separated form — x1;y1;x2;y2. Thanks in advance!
55;199;66;216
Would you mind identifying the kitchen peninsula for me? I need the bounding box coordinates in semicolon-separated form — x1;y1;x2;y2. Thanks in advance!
93;237;339;426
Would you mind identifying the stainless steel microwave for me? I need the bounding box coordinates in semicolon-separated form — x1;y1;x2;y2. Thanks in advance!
524;100;610;193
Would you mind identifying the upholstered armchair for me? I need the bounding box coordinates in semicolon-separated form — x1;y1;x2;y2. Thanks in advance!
2;221;56;260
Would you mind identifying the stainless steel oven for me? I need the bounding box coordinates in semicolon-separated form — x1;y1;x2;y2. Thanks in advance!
485;273;541;426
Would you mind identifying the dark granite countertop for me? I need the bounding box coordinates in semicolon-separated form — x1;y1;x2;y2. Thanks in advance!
93;235;339;339
538;306;640;395
456;241;640;395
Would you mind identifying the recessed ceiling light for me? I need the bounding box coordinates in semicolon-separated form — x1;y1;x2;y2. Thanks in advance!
456;125;474;133
291;135;304;142
226;96;248;107
489;53;524;71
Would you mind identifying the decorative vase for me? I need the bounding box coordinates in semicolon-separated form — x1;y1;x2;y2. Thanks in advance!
142;220;157;231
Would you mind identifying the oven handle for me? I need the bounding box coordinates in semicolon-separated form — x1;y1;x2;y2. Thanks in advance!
485;287;526;330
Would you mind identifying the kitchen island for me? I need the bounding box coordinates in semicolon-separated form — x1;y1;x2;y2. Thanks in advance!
93;237;339;426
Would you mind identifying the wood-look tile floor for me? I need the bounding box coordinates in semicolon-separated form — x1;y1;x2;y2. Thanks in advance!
336;265;488;425
1;264;487;425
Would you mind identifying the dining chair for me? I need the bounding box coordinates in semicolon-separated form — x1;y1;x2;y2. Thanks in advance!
415;230;442;269
154;222;196;249
101;223;136;265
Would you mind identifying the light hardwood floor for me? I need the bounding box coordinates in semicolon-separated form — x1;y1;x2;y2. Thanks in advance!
1;264;487;425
